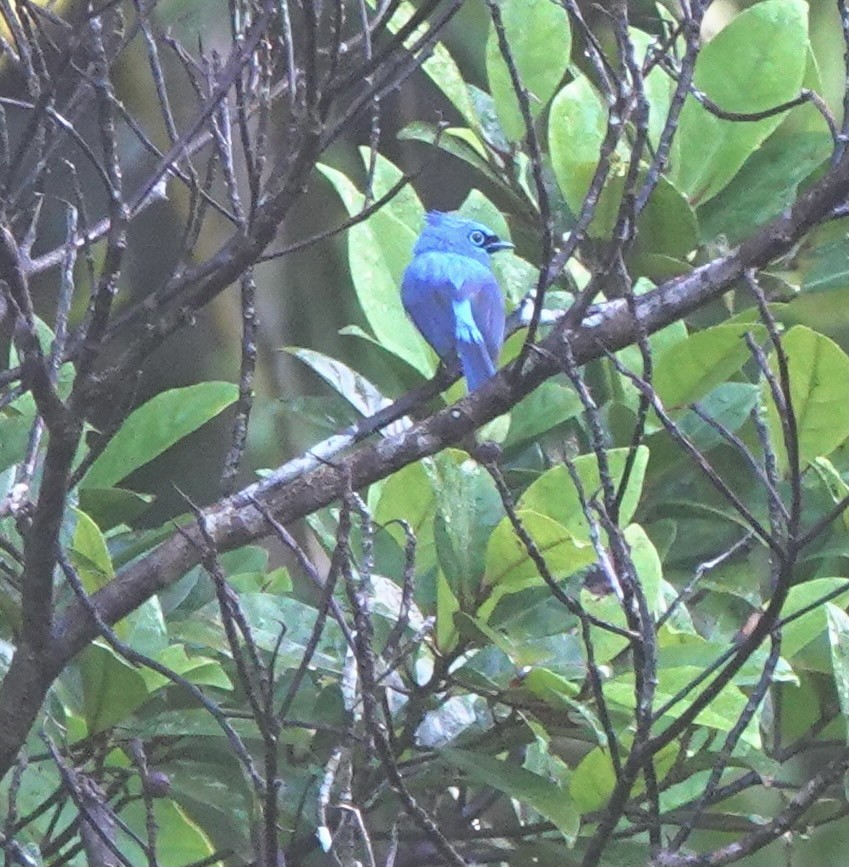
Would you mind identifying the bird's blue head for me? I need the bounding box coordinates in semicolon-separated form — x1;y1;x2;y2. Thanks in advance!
412;211;513;264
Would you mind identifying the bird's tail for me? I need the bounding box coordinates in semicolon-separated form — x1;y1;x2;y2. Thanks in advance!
457;337;496;391
453;298;496;391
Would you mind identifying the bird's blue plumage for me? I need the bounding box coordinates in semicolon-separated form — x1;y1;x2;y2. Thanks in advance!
401;212;512;391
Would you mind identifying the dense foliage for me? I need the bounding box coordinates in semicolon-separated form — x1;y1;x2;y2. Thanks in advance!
0;1;847;865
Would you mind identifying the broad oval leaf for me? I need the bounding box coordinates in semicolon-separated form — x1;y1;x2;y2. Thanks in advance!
442;747;580;843
484;510;595;592
81;382;238;490
670;0;809;203
486;0;571;141
653;323;768;408
518;446;650;537
549;75;613;226
317;163;433;376
764;326;849;470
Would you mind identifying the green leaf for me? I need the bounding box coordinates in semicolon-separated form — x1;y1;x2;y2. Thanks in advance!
570;746;616;813
698;131;832;244
398;122;508;191
764;326;849;470
485;0;571;141
121;798;215;866
139;644;232;693
317;163;433;376
521;668;607;744
80;641;152;733
826;604;849;725
625;524;663;617
518;446;649;538
123;597;169;656
436;568;460;653
484;510;595;594
78;487;154;531
81;382;238;489
654;323;767;408
193;594;346;673
286;347;391;417
800;235;849;294
504;381;583;447
670;0;809;203
70;509;114;594
442;748;579;842
549;75;615;229
430;450;503;607
549;78;696;254
0;401;33;474
632;176;698;261
780;578;849;659
375;461;437;574
357;147;425;278
674;383;760;452
608;667;754;744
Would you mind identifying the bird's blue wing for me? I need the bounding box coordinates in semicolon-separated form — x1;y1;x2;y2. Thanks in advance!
453;297;496;391
470;276;505;368
402;252;504;390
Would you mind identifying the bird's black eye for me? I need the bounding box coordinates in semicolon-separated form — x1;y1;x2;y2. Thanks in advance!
469;230;486;246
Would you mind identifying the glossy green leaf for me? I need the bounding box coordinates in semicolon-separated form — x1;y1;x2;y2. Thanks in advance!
375;460;437;573
764;326;849;469
376;0;478;128
442;748;579;842
826;604;849;721
0;402;32;474
398;122;509;191
549;76;696;252
800;236;849;294
123;597;169;656
78;487;154;531
549;75;615;228
698;131;832;244
203;594;347;672
654;323;767;408
357;147;425;278
518;446;649;538
674;383;760;452
484;510;595;593
430;450;503;607
625;524;663;617
632;176;699;261
317;163;433;376
82;382;238;490
570;745;616;813
139;644;232;693
70;509;114;594
436;568;460;653
780;578;849;659
80;641;152;733
521;668;607;744
121;798;215;866
671;0;808;203
486;0;571;141
608;667;754;744
504;380;583;447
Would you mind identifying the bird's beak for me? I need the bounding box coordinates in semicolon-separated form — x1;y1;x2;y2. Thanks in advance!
486;239;514;253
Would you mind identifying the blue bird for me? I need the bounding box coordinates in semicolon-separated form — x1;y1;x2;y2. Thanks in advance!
401;211;513;391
